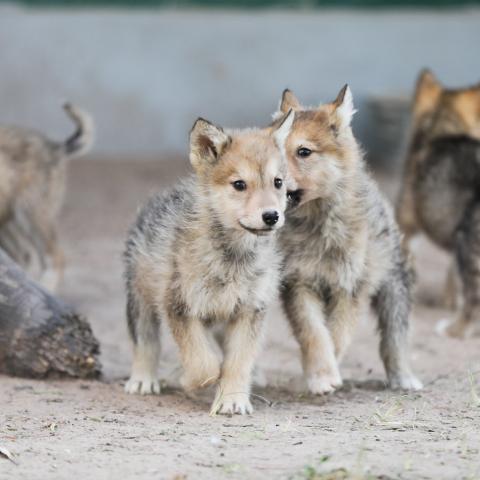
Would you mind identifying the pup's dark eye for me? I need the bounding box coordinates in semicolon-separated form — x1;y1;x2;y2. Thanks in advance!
232;180;247;191
297;147;312;158
274;178;283;189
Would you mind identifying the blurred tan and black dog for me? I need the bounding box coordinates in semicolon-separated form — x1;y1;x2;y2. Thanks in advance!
396;70;480;338
124;112;294;415
274;86;422;393
0;104;93;291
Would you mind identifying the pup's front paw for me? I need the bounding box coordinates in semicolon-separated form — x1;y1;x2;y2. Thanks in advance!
436;318;471;339
211;389;253;415
39;268;60;293
125;375;161;395
180;358;221;392
306;370;343;395
389;373;423;391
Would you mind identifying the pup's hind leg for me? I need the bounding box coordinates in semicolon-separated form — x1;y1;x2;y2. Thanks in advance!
0;219;40;274
395;180;419;252
211;309;265;415
282;284;341;395
125;290;162;395
445;204;480;338
38;229;64;293
373;264;422;391
443;261;460;311
14;207;64;292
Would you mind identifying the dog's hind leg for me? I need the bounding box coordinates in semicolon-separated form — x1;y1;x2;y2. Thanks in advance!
18;208;64;293
125;289;162;395
442;261;461;311
445;203;480;338
395;180;419;252
372;259;423;391
282;283;341;395
0;218;40;274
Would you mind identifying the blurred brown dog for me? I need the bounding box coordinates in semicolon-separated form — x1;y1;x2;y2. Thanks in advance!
396;70;480;338
0;104;94;291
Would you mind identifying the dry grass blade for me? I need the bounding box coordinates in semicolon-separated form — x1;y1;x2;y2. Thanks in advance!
468;371;480;407
0;446;18;465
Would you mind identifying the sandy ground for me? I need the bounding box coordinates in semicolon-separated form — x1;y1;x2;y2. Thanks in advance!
1;159;479;480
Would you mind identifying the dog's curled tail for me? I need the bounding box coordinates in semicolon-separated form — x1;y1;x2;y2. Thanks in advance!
62;103;95;157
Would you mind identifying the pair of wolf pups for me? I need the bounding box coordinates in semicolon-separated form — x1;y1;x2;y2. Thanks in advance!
124;85;422;415
397;70;480;339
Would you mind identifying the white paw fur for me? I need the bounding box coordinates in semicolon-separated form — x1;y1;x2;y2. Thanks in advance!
306;371;343;395
389;374;423;391
435;318;452;337
125;376;161;395
211;390;253;416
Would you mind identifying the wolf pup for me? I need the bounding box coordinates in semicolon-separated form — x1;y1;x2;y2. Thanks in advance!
0;104;94;291
124;112;294;415
275;86;422;393
396;70;480;338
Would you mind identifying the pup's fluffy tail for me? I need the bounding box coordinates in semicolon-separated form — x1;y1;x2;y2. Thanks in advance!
62;103;94;157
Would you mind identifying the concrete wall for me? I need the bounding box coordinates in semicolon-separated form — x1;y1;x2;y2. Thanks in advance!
0;4;479;158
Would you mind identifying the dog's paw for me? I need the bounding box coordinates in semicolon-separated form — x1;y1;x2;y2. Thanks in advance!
125;376;161;395
436;318;454;336
180;359;221;392
436;318;471;339
389;374;423;391
211;390;253;416
306;371;343;395
39;268;60;293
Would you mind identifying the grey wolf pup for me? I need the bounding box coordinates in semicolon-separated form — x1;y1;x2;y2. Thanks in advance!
396;70;480;338
124;111;294;415
0;104;94;291
275;86;422;393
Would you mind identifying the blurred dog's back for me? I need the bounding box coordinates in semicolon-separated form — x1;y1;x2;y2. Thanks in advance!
397;70;480;338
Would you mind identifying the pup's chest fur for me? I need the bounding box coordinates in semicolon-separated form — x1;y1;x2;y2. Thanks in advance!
172;224;281;322
281;201;367;295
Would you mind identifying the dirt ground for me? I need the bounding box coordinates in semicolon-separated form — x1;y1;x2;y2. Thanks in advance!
1;159;479;480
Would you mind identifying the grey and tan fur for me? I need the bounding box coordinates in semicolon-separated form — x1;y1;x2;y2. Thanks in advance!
396;70;480;338
274;86;422;393
0;104;94;291
124;112;294;415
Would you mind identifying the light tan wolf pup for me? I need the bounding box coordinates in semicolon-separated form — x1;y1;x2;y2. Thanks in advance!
396;70;480;338
275;86;422;393
124;112;294;415
0;104;94;291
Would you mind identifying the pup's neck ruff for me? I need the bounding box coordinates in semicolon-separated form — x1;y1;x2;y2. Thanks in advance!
294;167;361;223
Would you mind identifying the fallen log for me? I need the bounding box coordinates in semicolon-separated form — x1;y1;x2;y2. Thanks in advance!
0;248;100;379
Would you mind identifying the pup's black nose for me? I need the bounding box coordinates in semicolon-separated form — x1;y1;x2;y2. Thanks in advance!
262;210;279;226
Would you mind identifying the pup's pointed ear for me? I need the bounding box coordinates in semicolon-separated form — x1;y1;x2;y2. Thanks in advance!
280;89;301;114
413;69;442;120
273;108;295;152
332;84;356;128
189;118;231;172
